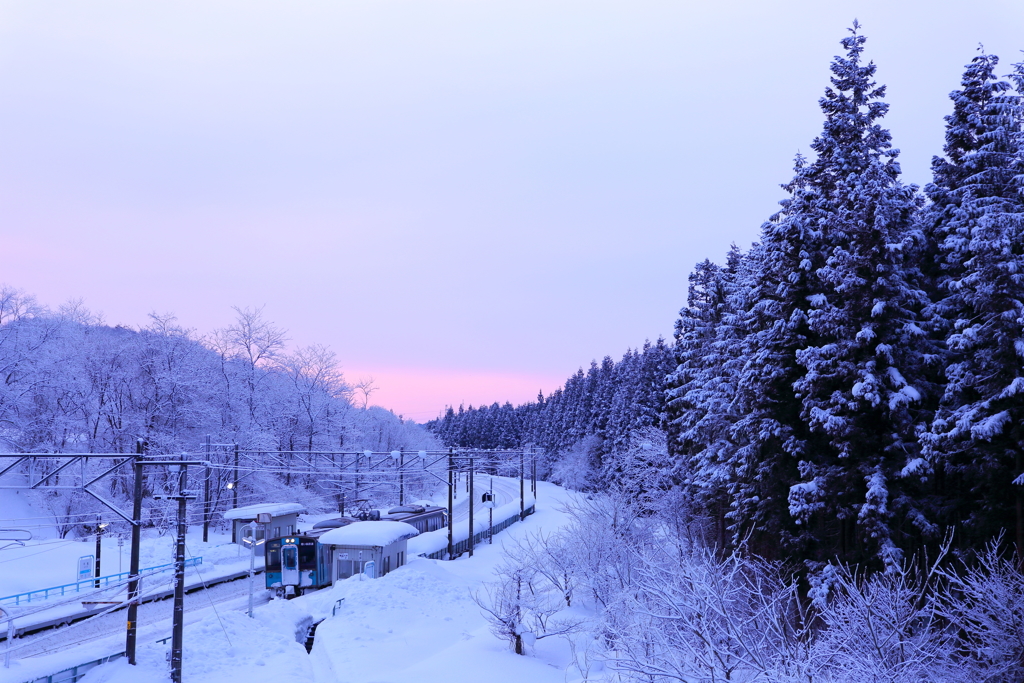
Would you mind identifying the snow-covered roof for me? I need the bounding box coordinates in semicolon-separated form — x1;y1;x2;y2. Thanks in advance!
317;521;419;547
223;502;306;520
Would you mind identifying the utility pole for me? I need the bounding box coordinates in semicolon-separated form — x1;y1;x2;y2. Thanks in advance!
173;466;186;683
231;444;239;543
244;518;265;618
126;440;145;665
447;448;454;559
399;448;404;506
4;611;13;669
153;461;197;683
532;450;537;500
519;451;525;522
248;523;255;618
94;514;103;588
468;457;474;558
172;465;191;683
202;436;211;543
489;476;494;545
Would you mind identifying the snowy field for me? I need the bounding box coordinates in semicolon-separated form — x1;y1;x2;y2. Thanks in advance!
2;481;587;683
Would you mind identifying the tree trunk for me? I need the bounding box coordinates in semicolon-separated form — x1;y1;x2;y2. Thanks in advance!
1016;450;1023;571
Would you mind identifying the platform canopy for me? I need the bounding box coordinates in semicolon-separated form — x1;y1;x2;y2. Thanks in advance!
317;521;419;547
223;502;306;520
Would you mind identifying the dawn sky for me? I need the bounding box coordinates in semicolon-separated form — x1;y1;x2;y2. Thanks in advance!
2;1;1023;421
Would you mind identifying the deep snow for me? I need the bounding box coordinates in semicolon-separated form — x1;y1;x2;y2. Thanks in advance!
2;481;589;683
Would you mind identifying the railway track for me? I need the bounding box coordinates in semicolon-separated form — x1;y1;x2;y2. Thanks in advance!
7;571;270;660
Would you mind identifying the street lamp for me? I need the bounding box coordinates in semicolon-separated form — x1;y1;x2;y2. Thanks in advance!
95;519;109;588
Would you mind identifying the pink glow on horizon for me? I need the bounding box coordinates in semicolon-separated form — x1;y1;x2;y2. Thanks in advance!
344;366;565;423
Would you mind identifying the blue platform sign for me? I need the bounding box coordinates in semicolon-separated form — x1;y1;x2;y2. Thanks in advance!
78;555;94;581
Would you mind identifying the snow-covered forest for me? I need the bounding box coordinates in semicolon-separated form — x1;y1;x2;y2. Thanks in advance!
0;296;435;454
431;28;1024;574
0;294;439;533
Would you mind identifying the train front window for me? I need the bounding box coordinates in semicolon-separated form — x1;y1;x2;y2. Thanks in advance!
266;542;281;571
282;546;298;571
298;541;317;569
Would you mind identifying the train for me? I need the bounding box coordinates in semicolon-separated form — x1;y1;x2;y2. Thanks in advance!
264;504;446;597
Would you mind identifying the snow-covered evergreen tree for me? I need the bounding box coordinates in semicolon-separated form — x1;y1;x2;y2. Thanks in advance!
737;24;927;567
922;51;1024;557
665;248;749;547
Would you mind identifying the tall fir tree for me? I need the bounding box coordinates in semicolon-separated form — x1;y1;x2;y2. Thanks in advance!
666;248;749;548
922;52;1024;559
736;24;927;568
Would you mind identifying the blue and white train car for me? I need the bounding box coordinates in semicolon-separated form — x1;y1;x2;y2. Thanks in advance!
317;521;420;582
265;510;438;597
265;529;333;597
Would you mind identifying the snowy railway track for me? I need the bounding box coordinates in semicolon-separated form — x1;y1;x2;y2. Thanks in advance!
8;572;271;660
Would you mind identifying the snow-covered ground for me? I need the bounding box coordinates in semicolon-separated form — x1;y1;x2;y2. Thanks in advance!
0;517;265;639
1;481;584;683
0;490;260;601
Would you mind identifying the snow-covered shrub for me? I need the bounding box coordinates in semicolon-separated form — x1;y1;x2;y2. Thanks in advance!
935;542;1024;683
548;435;602;492
606;545;811;683
808;561;963;683
474;554;584;655
559;488;657;610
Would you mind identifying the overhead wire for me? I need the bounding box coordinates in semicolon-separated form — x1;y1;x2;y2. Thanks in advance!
2;450;528;538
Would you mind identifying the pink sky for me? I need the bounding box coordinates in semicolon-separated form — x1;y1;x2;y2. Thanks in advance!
3;1;1022;420
344;366;564;423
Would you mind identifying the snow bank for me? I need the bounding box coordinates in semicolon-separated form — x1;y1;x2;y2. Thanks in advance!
74;598;315;683
316;521;418;547
18;481;576;683
223;503;305;520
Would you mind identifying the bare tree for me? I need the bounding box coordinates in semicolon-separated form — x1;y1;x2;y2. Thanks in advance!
282;344;351;451
474;561;585;655
0;285;42;325
211;305;288;439
353;377;377;409
934;540;1024;683
504;529;578;608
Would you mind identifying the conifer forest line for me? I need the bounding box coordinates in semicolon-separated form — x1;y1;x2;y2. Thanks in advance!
429;27;1024;572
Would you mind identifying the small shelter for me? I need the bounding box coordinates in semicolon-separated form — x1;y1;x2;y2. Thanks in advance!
317;521;419;580
224;502;306;555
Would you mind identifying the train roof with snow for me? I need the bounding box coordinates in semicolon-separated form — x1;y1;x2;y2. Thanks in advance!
223;502;306;520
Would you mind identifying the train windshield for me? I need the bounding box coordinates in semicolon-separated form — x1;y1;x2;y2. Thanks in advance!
282;546;298;571
266;544;281;571
299;541;317;569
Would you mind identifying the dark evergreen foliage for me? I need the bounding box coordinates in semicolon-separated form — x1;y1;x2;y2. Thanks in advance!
426;340;673;485
920;51;1024;557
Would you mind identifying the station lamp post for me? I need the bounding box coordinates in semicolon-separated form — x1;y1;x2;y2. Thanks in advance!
95;517;109;588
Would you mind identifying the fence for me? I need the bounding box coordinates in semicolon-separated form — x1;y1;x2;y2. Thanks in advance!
422;505;535;560
21;651;125;683
0;558;202;607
